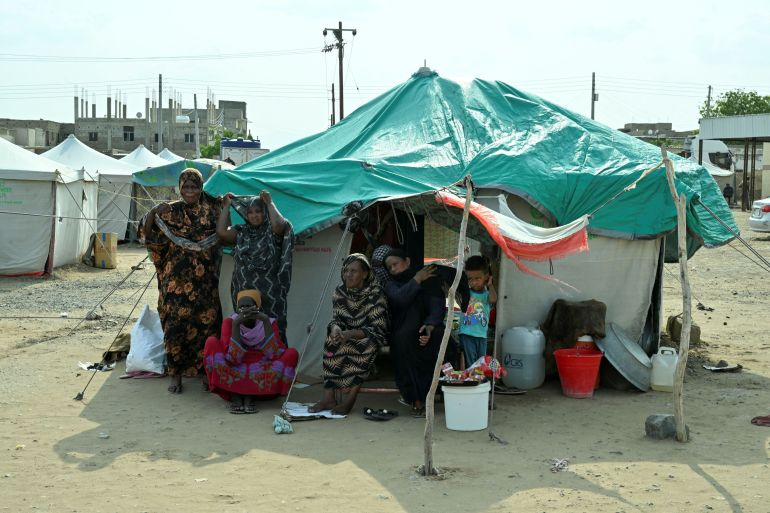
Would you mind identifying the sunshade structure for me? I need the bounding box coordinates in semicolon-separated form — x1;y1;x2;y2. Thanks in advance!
157;148;184;162
43;135;136;238
204;69;739;375
132;159;221;187
0;137;96;275
120;144;167;170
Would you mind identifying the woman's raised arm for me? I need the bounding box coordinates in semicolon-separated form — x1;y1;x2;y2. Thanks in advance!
216;193;238;246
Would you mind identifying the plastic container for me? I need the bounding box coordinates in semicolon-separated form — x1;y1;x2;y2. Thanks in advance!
553;348;603;398
651;347;678;392
501;326;545;390
442;381;491;431
575;334;596;350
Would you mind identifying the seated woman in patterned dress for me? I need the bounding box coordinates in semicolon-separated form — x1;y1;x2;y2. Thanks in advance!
309;254;389;415
204;289;299;414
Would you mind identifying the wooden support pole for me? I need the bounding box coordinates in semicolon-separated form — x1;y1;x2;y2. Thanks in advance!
661;146;691;442
423;177;473;476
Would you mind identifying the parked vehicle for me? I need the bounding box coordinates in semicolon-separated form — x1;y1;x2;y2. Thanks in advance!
684;136;735;191
749;197;770;233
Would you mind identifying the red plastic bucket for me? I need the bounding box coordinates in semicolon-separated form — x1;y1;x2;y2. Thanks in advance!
553;348;603;398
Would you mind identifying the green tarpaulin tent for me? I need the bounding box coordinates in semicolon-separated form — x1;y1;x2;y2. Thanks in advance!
204;69;737;255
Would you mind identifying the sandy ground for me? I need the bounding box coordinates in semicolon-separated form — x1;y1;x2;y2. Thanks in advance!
1;211;769;513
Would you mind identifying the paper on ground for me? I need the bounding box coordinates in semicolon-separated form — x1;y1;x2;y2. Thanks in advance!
284;401;346;419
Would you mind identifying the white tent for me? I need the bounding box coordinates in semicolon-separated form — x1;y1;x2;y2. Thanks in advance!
120;145;168;169
158;148;184;162
0;138;96;276
43;135;136;238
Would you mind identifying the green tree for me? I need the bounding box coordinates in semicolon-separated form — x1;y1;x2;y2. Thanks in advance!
199;130;248;158
700;89;770;118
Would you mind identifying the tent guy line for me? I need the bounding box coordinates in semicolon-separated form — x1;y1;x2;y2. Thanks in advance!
0;210;141;224
74;270;156;402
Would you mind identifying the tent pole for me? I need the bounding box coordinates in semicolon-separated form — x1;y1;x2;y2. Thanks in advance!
423;176;472;476
661;146;691;442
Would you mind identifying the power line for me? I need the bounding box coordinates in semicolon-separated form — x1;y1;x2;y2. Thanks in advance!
0;48;321;63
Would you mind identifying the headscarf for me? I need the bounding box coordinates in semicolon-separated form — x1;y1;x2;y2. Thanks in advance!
236;289;262;307
371;244;393;285
232;196;267;225
230;195;276;274
383;247;417;283
178;167;204;190
330;253;389;345
147;167;219;250
340;253;372;290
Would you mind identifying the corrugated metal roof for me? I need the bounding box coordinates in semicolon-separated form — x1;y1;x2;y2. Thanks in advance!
700;114;770;141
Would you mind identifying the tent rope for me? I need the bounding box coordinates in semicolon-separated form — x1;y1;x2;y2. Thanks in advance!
586;161;664;219
74;270;156;401
280;219;353;412
0;209;141;224
696;199;770;273
57;172;111;253
63;255;149;336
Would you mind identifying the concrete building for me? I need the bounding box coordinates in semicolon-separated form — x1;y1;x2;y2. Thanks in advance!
618;122;696;152
1;94;249;158
0;118;72;153
70;95;247;158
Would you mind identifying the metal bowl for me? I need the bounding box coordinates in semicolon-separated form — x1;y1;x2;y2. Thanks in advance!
595;323;652;391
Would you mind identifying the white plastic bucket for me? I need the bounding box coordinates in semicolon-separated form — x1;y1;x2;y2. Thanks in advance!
442;381;490;431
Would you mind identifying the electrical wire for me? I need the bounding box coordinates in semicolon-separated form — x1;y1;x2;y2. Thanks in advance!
0;48;320;63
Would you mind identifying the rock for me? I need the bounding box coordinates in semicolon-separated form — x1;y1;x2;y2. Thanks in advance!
645;414;690;440
666;315;701;344
85;310;102;321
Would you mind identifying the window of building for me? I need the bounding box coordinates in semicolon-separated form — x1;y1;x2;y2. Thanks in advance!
154;133;159;142
88;132;98;141
184;133;195;143
123;126;134;142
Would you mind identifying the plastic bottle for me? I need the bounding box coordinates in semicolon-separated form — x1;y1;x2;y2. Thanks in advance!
501;326;545;389
651;347;679;392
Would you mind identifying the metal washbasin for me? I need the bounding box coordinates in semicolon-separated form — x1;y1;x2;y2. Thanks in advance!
595;323;652;391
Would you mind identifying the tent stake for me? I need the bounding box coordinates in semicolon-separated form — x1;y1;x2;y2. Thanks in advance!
422;177;473;476
661;146;691;442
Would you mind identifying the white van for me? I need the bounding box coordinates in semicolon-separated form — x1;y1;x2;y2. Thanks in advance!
683;136;735;192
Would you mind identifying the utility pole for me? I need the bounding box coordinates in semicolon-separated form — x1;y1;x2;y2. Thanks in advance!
158;74;164;151
330;83;336;126
706;85;713;116
323;21;357;121
591;72;598;120
194;93;200;158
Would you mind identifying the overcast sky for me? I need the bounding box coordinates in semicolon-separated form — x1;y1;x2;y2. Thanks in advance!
1;0;768;149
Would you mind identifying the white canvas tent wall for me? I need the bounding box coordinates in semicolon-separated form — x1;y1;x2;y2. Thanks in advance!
0;137;95;275
218;226;350;376
121;145;174;240
158;148;184;162
477;192;661;351
43;135;136;238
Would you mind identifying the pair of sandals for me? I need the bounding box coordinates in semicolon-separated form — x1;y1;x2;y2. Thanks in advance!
410;406;426;418
230;397;258;415
362;407;399;421
231;403;258;414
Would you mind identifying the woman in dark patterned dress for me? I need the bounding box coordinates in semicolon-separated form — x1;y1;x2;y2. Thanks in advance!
309;254;389;415
216;190;294;341
142;168;223;394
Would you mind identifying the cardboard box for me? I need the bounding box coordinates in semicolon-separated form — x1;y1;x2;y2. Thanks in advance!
93;232;118;269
